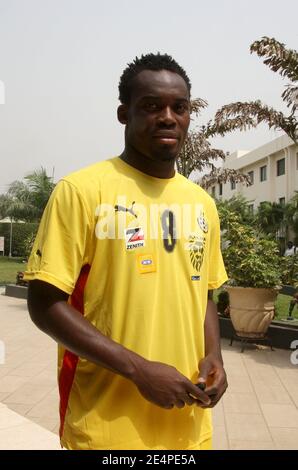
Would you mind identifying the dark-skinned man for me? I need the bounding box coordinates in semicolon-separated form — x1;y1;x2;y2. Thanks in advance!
25;53;228;450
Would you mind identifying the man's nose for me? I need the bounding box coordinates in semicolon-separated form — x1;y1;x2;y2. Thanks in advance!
157;107;176;126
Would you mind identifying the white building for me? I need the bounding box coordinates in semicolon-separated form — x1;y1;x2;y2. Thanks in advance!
209;134;298;211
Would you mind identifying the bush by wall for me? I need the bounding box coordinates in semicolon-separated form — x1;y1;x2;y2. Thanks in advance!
0;222;38;257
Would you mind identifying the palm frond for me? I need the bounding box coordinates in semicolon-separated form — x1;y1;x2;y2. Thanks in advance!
215;100;298;144
250;37;298;82
250;37;298;114
199;168;251;190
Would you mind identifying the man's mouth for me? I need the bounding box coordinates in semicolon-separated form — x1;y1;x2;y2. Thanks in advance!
153;133;179;144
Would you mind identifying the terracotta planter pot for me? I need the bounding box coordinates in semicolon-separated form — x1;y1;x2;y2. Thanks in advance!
226;286;278;338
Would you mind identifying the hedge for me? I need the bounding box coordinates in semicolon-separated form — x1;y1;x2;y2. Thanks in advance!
0;222;38;257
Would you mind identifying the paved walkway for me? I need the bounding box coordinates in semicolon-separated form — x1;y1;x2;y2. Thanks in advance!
0;293;297;450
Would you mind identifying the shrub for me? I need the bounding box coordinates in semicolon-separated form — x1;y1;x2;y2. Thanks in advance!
0;222;38;257
280;254;298;287
217;205;281;288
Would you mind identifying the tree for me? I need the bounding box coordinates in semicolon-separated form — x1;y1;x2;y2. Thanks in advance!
1;168;55;222
177;99;251;189
179;38;297;189
216;194;255;227
256;201;285;238
285;191;298;242
214;37;298;144
0;194;12;220
250;37;298;116
22;168;55;219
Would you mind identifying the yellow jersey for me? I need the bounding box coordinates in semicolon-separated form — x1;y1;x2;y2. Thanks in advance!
25;157;227;450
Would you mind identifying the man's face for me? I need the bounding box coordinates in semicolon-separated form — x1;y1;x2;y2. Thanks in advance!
120;69;190;162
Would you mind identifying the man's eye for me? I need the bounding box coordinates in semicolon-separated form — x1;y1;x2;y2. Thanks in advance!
145;103;158;111
175;103;188;113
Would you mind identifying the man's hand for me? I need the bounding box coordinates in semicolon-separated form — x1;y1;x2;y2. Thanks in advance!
197;354;228;408
132;360;212;410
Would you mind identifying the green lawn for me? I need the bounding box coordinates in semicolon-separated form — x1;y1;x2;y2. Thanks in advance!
0;256;25;285
274;293;298;321
214;290;298;321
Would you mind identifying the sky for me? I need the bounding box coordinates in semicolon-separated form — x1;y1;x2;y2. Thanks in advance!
0;0;297;193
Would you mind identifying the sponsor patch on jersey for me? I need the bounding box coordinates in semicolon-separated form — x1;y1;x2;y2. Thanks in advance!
124;227;145;250
137;254;156;274
191;275;201;281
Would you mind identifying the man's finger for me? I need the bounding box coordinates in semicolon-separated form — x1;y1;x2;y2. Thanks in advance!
187;382;211;406
175;400;185;409
199;394;221;408
205;378;228;397
184;394;196;406
204;384;218;396
163;403;174;410
198;360;213;381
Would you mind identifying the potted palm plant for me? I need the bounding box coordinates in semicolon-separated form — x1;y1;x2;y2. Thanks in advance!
218;206;281;339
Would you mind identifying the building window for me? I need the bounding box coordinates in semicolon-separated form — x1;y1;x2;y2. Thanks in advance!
260;165;267;182
219;183;223;196
231;181;236;190
211;186;216;197
279;197;286;206
277;158;285;176
248;170;254;184
248;204;254;213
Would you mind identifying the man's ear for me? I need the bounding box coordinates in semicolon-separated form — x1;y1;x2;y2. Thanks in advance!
117;104;128;124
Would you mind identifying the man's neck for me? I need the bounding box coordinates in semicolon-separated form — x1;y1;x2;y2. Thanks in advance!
120;149;176;179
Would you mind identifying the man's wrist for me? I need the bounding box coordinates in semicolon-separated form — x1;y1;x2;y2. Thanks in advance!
205;350;224;366
122;349;148;383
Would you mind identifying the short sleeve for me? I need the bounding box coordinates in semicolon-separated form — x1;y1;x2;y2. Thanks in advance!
207;200;228;290
24;180;92;294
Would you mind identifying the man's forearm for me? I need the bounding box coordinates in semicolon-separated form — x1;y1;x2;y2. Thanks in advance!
204;293;223;363
28;282;146;381
199;293;228;405
28;281;212;410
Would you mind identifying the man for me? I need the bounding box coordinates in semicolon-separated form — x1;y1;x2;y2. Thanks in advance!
25;53;228;450
284;241;297;256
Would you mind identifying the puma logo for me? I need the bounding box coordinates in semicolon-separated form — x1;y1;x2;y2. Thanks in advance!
114;201;137;218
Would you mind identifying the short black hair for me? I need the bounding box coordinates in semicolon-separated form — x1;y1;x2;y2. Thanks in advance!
118;53;191;104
